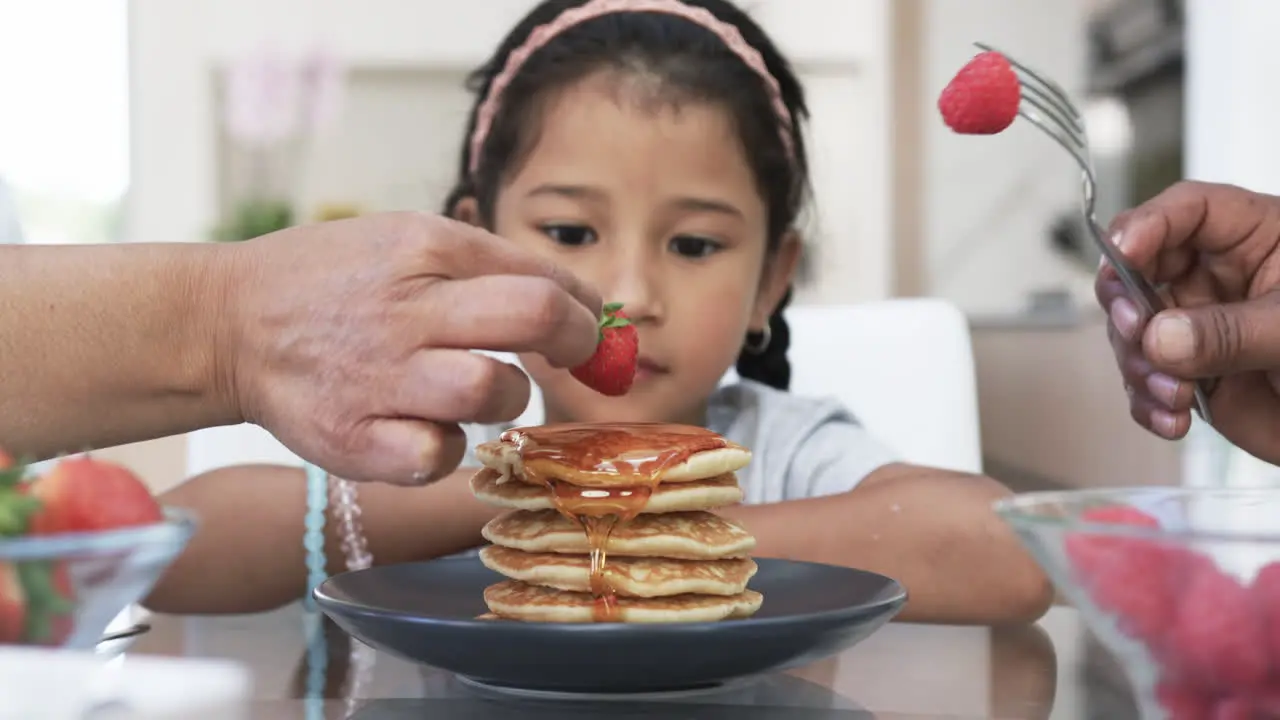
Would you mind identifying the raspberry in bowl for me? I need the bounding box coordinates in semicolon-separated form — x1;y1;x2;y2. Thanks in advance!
995;488;1280;719
0;451;195;649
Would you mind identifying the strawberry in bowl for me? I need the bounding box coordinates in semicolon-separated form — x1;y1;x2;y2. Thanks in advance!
997;488;1280;719
0;451;194;649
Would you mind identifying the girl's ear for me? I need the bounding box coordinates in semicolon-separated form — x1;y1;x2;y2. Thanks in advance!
452;196;483;227
751;231;802;330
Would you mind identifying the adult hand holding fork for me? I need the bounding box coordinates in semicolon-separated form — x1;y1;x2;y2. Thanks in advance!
936;47;1273;457
1096;181;1280;465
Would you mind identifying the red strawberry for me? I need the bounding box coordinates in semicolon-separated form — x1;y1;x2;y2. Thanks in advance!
1157;679;1215;720
1065;505;1162;579
0;562;26;643
1222;687;1280;717
1165;562;1270;692
571;303;638;397
1078;541;1184;646
1209;694;1280;720
1065;507;1206;649
27;455;163;535
1250;561;1280;669
1081;505;1162;528
938;50;1021;134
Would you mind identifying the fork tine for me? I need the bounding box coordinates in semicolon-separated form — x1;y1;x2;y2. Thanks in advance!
1014;71;1086;134
1020;87;1086;149
974;41;1082;118
969;42;1090;157
1017;108;1093;179
974;41;1086;133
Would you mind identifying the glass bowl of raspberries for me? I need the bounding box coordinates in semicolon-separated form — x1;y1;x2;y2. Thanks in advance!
0;451;196;650
997;487;1280;719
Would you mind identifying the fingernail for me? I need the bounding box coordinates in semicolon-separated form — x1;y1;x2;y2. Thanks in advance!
1151;314;1197;364
1151;409;1179;438
1111;229;1132;255
1110;298;1140;341
1146;373;1181;408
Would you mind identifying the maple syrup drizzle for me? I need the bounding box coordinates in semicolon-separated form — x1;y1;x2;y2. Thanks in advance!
501;423;729;622
583;515;620;621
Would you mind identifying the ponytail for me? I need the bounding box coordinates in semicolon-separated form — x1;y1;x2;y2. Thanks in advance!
735;286;793;391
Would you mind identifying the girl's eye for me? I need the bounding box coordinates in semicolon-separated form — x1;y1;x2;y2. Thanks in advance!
540;224;598;247
669;235;722;259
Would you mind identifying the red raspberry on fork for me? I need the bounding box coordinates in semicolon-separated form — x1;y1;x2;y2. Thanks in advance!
937;50;1021;135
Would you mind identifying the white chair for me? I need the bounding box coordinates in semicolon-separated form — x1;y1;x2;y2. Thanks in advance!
776;299;983;474
186;299;982;477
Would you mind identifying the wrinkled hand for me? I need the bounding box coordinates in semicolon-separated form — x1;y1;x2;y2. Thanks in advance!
1096;181;1280;463
215;212;602;485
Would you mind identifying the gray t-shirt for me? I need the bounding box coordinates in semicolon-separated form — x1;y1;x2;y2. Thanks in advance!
462;379;900;504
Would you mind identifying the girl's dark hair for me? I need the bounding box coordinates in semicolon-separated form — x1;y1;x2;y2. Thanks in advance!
444;0;810;391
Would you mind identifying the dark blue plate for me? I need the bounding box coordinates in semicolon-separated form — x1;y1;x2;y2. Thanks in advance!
314;556;906;694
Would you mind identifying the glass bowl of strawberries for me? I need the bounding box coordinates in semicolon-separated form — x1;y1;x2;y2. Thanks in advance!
997;487;1280;719
0;450;195;650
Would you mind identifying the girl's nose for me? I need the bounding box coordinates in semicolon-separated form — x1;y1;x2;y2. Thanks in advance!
606;249;664;325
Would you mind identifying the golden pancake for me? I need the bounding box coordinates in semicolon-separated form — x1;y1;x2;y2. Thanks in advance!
469;468;743;514
479;545;757;598
474;423;751;487
482;509;756;560
483;579;764;623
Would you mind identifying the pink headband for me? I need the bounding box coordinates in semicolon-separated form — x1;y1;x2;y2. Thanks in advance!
467;0;795;176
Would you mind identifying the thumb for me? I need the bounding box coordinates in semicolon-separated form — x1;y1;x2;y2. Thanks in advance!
1143;293;1280;378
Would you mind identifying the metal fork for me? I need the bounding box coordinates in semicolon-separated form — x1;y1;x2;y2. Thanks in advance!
975;41;1215;426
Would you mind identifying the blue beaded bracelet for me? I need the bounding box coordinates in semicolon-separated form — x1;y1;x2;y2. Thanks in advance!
303;462;329;716
303;462;329;610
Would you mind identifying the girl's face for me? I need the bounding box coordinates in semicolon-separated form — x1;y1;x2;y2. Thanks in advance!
460;72;797;425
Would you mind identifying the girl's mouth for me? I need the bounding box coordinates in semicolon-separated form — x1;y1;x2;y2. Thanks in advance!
635;357;669;381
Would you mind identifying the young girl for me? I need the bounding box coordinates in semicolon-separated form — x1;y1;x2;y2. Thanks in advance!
148;0;1052;625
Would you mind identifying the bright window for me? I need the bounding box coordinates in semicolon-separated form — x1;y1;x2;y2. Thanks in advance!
0;0;129;244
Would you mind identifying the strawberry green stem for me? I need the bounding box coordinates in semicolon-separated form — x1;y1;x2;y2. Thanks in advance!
0;455;31;490
597;302;631;341
0;455;42;536
18;560;73;644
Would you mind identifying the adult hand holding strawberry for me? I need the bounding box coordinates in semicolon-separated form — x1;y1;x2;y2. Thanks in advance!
222;213;604;485
0;212;602;486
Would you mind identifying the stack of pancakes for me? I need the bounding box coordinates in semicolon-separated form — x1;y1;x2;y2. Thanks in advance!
469;423;763;623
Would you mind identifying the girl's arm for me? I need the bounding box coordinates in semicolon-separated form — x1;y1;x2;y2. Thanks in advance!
719;463;1054;625
145;464;501;615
